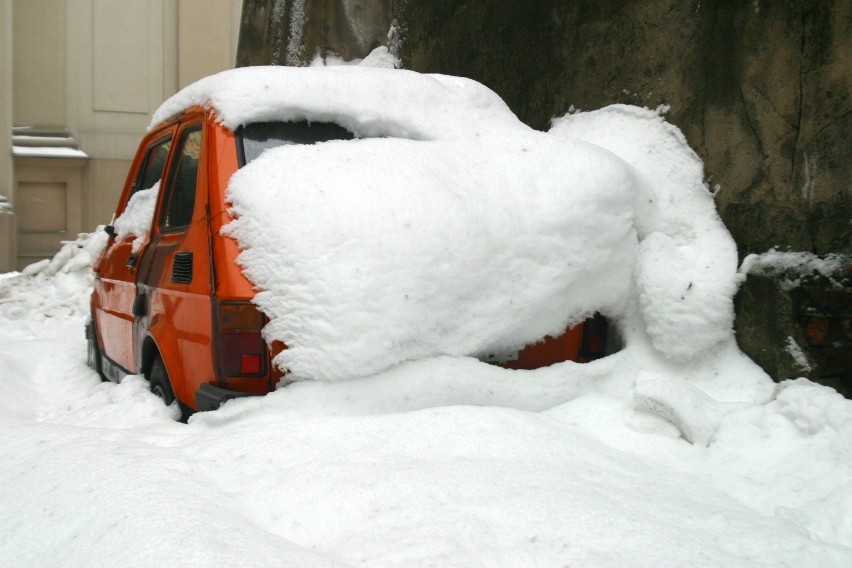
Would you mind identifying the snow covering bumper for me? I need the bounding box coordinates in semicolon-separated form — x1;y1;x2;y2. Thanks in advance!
195;384;256;412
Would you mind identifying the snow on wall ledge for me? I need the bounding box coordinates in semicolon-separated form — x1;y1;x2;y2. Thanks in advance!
157;66;741;381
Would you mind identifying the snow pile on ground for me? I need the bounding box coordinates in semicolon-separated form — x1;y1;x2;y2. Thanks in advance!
0;234;103;323
2;275;852;566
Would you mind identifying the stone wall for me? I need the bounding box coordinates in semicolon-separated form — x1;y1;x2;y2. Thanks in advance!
236;0;851;393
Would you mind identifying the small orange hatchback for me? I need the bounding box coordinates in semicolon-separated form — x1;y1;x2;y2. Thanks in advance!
87;92;610;419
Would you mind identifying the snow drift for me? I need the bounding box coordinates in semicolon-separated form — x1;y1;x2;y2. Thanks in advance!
2;239;852;567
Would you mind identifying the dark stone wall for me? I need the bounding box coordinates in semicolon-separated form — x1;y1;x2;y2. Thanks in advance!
237;0;393;66
237;0;851;392
393;0;850;257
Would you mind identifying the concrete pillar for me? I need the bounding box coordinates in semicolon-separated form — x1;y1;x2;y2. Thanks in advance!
0;0;15;272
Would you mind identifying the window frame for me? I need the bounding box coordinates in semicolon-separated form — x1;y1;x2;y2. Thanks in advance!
157;123;204;234
130;135;173;196
235;120;355;168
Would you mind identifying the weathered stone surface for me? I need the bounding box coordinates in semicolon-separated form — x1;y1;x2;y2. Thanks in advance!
390;0;851;258
236;0;851;391
237;0;392;66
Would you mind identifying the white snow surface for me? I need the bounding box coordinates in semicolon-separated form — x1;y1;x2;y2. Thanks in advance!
2;237;852;567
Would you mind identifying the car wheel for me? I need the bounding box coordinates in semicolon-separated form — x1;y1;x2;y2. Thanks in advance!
85;319;107;382
149;354;176;405
149;355;192;422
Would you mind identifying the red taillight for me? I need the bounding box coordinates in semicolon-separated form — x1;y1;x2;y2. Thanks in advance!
218;302;267;377
241;354;261;374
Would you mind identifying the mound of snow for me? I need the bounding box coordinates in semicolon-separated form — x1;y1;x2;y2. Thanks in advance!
551;105;739;361
0;234;103;322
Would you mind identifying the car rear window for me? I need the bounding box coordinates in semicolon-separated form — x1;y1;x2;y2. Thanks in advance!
238;121;355;166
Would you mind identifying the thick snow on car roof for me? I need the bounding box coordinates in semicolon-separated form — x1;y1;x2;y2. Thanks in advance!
149;65;525;139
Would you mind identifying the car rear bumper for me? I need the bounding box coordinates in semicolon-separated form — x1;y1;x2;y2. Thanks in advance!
195;383;257;412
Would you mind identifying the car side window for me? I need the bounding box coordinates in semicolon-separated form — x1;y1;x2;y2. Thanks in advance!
160;124;202;231
133;137;172;195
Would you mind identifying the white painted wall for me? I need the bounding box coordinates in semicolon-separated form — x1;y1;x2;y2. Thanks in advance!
0;0;15;271
5;0;242;269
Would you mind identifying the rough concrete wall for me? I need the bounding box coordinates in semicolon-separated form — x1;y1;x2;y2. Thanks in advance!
236;0;851;392
394;0;850;256
237;0;392;66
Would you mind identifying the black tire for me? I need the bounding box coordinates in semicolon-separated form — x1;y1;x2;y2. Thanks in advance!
85;319;107;382
149;355;176;405
148;355;191;422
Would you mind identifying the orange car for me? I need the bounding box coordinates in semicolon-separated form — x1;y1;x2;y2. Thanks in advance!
87;106;610;419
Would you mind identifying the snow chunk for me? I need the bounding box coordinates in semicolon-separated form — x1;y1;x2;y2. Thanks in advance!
113;182;159;253
551;105;739;361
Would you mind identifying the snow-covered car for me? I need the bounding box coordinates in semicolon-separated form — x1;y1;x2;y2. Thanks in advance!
87;66;628;418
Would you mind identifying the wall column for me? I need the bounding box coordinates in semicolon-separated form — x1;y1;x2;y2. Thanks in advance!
0;0;15;272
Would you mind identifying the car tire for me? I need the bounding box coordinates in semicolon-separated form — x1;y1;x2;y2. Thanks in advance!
86;319;107;382
149;355;176;405
149;355;192;422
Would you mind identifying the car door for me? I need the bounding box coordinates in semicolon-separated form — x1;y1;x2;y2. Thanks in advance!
135;120;214;406
94;132;174;375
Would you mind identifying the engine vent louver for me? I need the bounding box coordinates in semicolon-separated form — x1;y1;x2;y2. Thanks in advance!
172;251;193;284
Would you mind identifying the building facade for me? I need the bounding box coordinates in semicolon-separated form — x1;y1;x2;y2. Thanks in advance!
0;0;242;271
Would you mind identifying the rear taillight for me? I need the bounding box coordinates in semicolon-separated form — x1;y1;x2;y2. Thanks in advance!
218;302;267;377
579;313;609;361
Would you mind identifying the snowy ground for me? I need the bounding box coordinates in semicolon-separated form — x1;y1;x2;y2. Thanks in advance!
1;244;851;567
2;65;851;566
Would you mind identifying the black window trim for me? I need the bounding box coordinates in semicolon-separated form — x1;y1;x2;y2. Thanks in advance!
235;120;356;168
